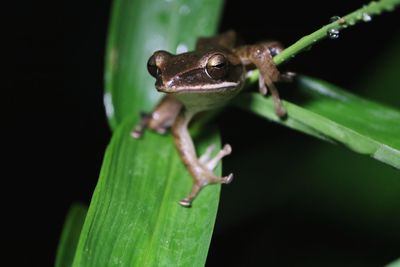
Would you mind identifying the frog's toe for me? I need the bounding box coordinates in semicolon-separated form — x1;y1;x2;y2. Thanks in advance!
221;173;234;184
199;144;216;164
222;144;232;154
179;182;203;208
179;170;233;207
131;112;152;139
205;144;232;170
131;129;143;138
179;198;192;208
275;104;287;118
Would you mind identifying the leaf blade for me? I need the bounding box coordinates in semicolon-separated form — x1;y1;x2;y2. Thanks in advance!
72;119;221;267
55;204;87;267
233;75;400;169
73;0;224;265
386;258;400;267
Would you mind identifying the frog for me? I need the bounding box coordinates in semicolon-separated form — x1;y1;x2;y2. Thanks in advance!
132;30;294;207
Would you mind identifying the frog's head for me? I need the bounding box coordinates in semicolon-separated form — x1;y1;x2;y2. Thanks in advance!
147;49;245;111
147;49;245;93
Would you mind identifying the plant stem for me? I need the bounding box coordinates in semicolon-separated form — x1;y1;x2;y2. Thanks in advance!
273;0;400;66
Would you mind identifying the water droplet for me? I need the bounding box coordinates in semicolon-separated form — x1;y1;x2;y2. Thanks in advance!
327;28;340;39
179;5;191;15
176;43;188;54
103;92;114;119
362;12;372;22
329;16;341;23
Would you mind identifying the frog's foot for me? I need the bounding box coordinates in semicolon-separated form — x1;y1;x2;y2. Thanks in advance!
179;144;233;208
179;173;233;208
204;144;232;170
269;83;286;118
198;144;216;164
131;112;151;138
199;144;232;170
131;112;170;138
258;75;286;118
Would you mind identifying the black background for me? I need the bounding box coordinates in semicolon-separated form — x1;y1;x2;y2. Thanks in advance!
5;0;399;266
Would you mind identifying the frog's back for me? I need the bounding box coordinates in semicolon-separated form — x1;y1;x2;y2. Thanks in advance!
195;30;237;51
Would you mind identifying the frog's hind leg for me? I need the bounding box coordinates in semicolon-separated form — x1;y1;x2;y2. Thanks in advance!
173;111;233;207
177;144;234;207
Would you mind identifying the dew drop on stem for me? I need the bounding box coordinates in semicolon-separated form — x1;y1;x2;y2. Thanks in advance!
362;12;372;22
329;16;341;23
327;28;340;39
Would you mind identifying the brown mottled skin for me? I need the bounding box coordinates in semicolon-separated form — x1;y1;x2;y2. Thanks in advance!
132;31;294;207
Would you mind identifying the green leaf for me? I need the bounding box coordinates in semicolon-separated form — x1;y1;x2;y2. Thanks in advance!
55;204;87;267
104;0;223;130
386;258;400;267
72;0;224;266
72;118;221;266
233;75;400;169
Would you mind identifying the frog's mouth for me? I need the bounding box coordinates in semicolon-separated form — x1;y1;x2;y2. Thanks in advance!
156;81;240;94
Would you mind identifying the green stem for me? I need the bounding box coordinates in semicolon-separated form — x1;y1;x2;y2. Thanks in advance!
273;0;400;66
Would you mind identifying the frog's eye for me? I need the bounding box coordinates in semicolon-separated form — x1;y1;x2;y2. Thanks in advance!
206;54;228;79
147;55;161;78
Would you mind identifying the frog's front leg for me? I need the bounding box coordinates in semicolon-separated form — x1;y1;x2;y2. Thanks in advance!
234;41;294;117
131;95;182;138
173;111;233;207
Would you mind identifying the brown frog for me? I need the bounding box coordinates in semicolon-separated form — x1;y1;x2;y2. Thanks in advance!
132;31;294;207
